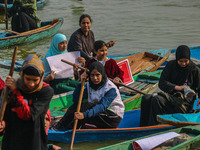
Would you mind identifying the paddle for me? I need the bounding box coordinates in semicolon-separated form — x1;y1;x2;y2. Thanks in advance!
61;59;146;95
69;78;86;150
4;0;8;29
109;78;146;95
0;46;18;122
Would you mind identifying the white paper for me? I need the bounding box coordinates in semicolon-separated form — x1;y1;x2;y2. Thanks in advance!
132;132;180;150
47;52;80;79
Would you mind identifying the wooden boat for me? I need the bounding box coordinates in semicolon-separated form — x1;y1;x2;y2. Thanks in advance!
48;109;174;143
97;125;200;150
0;17;63;49
49;70;161;120
0;0;48;11
115;49;169;76
0;49;168;74
157;112;200;127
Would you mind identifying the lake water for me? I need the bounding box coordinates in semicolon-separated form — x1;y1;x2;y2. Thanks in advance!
0;0;200;149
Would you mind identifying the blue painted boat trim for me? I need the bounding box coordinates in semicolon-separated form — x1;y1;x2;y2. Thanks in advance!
48;109;174;143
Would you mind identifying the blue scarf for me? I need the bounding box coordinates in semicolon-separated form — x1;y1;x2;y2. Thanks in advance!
44;33;68;77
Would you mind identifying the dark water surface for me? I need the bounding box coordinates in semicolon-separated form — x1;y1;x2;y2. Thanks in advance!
0;0;200;149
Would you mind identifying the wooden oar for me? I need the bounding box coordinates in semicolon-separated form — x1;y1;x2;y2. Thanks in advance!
0;46;18;121
109;78;146;95
4;0;8;29
61;59;89;72
70;79;86;150
61;59;146;95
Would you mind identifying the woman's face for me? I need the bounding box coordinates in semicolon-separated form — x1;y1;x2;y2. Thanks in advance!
177;58;190;67
80;17;92;35
58;41;67;52
90;69;102;85
95;45;107;61
23;74;40;90
44;114;50;130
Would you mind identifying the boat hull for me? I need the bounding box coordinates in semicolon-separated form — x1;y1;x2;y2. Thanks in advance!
48;109;174;143
0;17;63;49
97;125;200;150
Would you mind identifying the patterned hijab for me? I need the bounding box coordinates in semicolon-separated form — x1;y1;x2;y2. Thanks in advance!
44;33;68;77
17;54;44;94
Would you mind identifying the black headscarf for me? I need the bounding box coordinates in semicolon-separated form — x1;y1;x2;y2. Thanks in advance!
175;45;196;72
88;62;107;90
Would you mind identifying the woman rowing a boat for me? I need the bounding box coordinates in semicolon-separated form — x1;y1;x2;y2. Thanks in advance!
74;40;124;85
43;33;85;94
53;62;125;131
140;45;200;126
5;0;40;33
0;54;53;150
67;14;116;61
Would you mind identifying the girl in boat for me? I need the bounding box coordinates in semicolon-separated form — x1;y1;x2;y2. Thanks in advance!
140;45;200;126
67;14;115;61
45;110;62;150
0;54;53;150
74;40;124;84
43;33;85;94
5;0;40;33
53;62;125;131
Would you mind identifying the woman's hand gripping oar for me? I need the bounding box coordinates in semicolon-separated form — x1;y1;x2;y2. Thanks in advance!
0;47;18;122
69;69;86;150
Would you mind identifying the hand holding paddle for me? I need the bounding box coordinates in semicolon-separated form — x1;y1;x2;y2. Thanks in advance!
70;77;86;150
0;47;18;122
107;39;117;48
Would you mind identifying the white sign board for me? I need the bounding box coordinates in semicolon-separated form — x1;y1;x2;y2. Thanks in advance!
47;51;80;79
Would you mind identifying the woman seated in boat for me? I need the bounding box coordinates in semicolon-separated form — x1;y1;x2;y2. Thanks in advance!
43;33;86;94
140;45;200;127
53;62;125;131
45;110;62;150
74;40;124;85
0;54;53;150
67;14;116;61
5;0;40;33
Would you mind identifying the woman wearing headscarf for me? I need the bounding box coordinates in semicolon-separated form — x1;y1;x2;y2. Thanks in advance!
140;45;200;126
5;0;40;33
44;110;62;150
53;62;125;131
0;54;53;150
43;33;85;94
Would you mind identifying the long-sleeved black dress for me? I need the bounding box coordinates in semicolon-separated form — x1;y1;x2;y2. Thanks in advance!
140;60;200;126
1;83;53;150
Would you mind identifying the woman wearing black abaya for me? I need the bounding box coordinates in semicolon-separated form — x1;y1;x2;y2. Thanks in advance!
140;45;200;126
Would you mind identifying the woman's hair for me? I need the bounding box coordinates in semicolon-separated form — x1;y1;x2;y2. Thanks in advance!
79;14;92;25
92;40;107;57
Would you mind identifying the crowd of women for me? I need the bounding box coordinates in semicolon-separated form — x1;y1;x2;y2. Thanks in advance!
0;1;199;149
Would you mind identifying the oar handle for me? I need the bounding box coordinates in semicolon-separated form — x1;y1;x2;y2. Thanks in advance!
109;78;146;95
61;59;89;72
70;80;85;150
0;47;18;122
